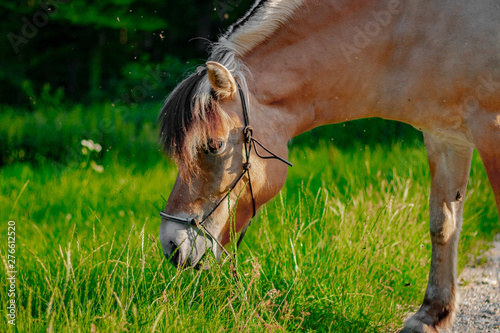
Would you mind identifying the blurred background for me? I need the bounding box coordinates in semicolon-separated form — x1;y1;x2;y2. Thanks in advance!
0;0;420;169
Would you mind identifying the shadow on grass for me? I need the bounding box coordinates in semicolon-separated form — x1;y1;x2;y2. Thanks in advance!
301;305;381;333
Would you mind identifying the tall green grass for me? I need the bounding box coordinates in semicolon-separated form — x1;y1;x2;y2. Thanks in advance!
1;142;498;332
0;100;161;167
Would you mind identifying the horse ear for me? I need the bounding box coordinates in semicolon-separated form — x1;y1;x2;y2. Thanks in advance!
206;61;237;100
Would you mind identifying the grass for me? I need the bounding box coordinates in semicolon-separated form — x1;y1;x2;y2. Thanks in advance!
0;141;498;332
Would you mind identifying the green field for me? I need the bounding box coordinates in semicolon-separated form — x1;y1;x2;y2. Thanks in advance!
1;132;499;332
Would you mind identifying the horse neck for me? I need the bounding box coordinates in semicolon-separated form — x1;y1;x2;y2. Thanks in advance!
239;0;403;139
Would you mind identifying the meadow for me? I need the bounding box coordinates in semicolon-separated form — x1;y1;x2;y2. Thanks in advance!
1;111;499;332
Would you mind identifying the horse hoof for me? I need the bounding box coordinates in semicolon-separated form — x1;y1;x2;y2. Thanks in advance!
400;317;439;333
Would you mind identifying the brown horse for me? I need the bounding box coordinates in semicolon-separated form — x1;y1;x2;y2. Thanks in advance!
158;1;500;332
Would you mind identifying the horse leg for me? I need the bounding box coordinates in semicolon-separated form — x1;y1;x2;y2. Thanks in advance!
470;114;500;216
403;133;473;333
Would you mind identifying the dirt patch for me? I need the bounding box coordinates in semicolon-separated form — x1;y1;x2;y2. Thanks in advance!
444;235;500;333
401;236;500;332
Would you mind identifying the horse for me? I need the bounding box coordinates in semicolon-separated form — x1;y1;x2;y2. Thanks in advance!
158;1;500;332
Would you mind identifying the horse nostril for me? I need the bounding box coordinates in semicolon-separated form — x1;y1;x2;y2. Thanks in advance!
168;241;181;267
171;251;180;267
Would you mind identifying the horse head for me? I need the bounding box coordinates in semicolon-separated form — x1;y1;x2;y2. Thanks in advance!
158;61;291;268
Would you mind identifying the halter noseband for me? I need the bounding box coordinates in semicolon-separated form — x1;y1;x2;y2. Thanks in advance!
160;82;293;258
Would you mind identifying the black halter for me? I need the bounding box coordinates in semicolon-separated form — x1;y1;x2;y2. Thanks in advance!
160;82;293;259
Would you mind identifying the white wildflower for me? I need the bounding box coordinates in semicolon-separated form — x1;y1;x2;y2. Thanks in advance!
90;161;104;173
81;139;102;153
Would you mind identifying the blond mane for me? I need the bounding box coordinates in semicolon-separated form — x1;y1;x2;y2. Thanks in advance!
215;0;305;56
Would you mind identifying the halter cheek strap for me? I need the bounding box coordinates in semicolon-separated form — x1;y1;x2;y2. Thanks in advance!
160;82;293;258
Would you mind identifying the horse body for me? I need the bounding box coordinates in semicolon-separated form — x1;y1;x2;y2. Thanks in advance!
159;1;500;332
244;1;500;140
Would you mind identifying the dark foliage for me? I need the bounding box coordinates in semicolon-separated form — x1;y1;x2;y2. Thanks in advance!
1;0;254;106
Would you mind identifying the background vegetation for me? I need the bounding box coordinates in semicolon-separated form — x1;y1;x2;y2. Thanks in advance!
1;1;499;332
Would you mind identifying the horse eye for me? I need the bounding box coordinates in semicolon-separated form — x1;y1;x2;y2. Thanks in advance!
205;140;226;155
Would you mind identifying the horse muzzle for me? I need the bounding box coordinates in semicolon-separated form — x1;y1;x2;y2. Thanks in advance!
159;216;221;268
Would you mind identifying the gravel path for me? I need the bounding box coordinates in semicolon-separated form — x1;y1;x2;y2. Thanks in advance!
443;235;500;333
